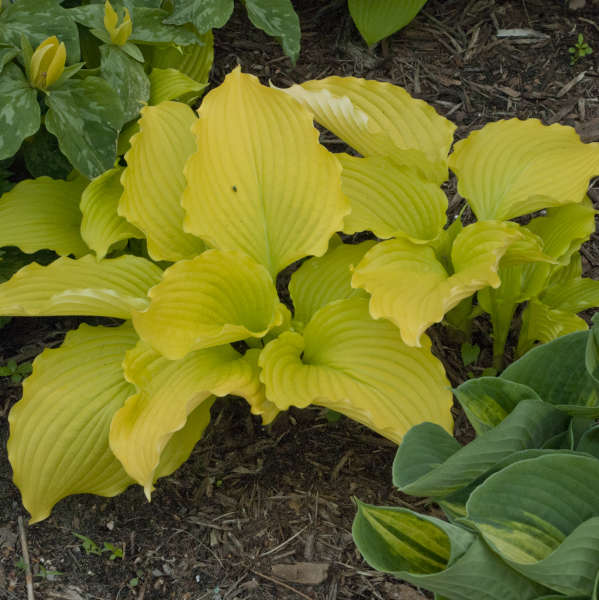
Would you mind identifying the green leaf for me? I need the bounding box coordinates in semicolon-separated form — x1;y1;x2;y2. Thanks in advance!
148;67;207;104
348;0;428;46
100;44;150;122
45;77;125;179
0;45;19;75
453;377;542;435
0;63;40;160
163;0;234;34
502;329;599;414
22;127;72;179
244;0;300;64
392;399;569;497
460;342;479;367
0;0;80;61
467;454;599;596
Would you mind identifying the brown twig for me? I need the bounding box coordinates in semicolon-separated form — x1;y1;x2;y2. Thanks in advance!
17;516;34;600
250;569;316;600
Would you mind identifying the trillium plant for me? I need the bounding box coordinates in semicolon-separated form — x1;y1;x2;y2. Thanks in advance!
1;67;599;523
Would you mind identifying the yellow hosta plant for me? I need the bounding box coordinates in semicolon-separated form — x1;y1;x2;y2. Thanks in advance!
0;68;455;523
284;77;599;365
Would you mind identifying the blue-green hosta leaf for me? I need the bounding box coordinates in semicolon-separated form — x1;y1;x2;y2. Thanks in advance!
392;399;569;497
0;63;40;160
244;0;300;64
467;454;599;596
100;44;150;122
0;175;88;256
503;328;599;413
79;167;144;260
0;0;80;60
348;0;428;46
289;240;375;328
259;297;454;444
353;503;549;600
163;0;234;34
453;377;542;435
0;254;162;318
110;339;268;497
45;78;125;179
7;323;138;523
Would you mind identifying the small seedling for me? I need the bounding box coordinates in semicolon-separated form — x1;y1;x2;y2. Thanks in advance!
103;542;123;560
74;533;122;559
0;359;32;384
569;33;592;65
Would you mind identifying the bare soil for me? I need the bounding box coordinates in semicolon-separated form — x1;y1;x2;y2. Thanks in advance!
2;0;599;598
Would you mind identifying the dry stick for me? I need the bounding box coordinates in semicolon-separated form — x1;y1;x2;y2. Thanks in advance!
17;516;34;600
250;569;316;600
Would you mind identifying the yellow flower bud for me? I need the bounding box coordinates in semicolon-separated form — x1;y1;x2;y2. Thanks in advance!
104;0;132;46
29;36;66;90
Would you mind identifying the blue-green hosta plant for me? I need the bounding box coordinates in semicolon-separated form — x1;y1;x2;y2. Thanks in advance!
353;315;599;600
0;68;456;523
348;0;428;46
0;0;213;178
281;77;599;367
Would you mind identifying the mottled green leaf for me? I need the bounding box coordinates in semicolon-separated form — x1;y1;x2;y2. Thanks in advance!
45;77;125;179
0;63;40;160
100;44;150;122
0;0;80;61
163;0;234;34
0;45;19;75
22;127;72;179
244;0;300;63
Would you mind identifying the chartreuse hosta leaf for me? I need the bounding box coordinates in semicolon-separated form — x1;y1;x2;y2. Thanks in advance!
283;76;456;184
7;323;138;523
80;167;143;260
183;67;348;277
449;119;599;220
466;454;599;596
148;68;207;105
352;220;549;347
338;154;447;242
0;255;162;318
119;101;205;262
0;176;88;257
353;504;549;600
132;250;286;360
348;0;428;46
110;340;267;498
259;297;453;443
289;240;375;328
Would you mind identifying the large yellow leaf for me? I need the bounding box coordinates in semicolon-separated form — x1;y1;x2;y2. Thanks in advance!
0;176;89;256
80;167;143;260
8;323;138;523
132;249;286;359
0;254;162;318
352;221;547;347
348;0;428;46
148;68;207;105
283;76;456;184
182;67;349;277
289;240;375;328
119;101;205;261
339;154;447;241
259;297;453;443
448;119;599;220
110;340;267;498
